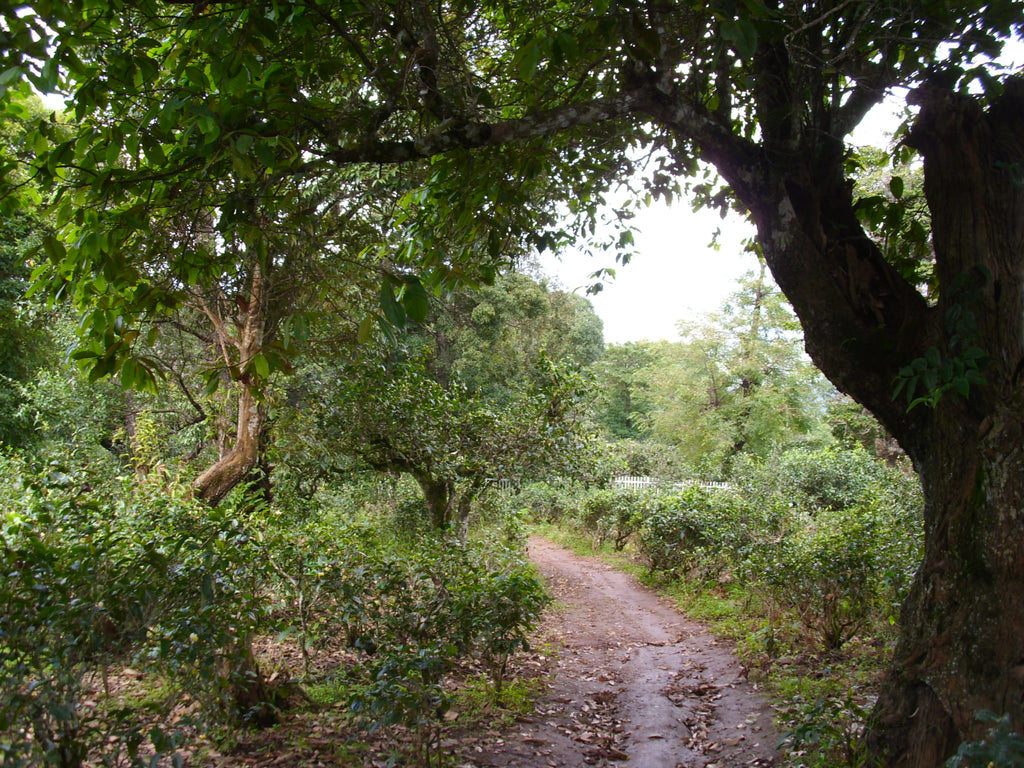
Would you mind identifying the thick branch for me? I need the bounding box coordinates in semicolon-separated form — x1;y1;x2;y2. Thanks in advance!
309;88;655;168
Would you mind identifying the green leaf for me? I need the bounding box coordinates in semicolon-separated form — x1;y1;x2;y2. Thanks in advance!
401;277;430;323
380;282;406;327
515;38;543;81
722;18;758;59
0;66;22;88
141;136;166;166
889;175;904;199
233;132;255;154
357;315;374;344
251;352;270;379
37;58;59;93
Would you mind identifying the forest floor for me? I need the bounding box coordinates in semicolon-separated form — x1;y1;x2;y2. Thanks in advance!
201;536;779;767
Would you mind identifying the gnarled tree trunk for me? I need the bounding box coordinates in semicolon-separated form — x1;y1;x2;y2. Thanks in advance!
657;74;1024;766
193;265;269;506
415;474;455;529
193;381;266;505
862;81;1024;767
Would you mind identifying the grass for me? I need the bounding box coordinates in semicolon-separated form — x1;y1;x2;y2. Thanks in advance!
449;673;541;729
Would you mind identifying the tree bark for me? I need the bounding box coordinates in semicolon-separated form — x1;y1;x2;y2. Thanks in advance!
704;80;1024;767
415;475;455;529
862;80;1024;767
192;381;266;505
192;265;270;506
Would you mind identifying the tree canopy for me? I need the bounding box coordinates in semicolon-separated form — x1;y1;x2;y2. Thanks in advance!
305;271;603;529
640;263;829;468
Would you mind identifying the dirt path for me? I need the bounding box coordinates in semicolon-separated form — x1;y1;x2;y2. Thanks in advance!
468;537;777;768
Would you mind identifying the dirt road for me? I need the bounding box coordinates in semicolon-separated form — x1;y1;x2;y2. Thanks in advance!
468;537;777;768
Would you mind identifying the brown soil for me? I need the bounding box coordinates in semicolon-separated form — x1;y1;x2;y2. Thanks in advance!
463;536;777;768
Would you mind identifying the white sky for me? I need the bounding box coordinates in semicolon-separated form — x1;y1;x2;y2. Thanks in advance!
540;205;757;345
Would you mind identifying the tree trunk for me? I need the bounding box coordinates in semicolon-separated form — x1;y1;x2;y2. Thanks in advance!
869;412;1024;766
193;381;266;505
695;79;1024;766
863;81;1024;767
415;475;454;529
193;265;270;506
456;482;482;540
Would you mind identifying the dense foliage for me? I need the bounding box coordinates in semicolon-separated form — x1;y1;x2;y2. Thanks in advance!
0;449;547;766
2;0;1024;763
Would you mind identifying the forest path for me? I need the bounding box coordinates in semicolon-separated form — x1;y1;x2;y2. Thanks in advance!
467;537;778;768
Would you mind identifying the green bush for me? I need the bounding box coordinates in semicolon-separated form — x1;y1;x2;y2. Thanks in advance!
515;481;578;523
341;533;549;760
578;488;647;550
637;486;717;575
0;454;272;767
628;447;923;653
735;449;923;652
733;446;885;513
754;506;879;650
945;711;1024;768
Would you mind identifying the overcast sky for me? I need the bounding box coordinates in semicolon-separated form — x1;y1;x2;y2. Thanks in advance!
539;204;757;345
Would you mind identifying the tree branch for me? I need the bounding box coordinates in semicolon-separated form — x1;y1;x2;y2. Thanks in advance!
303;87;655;169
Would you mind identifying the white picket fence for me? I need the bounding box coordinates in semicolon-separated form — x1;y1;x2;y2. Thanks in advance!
611;475;731;492
487;476;730;492
488;478;521;492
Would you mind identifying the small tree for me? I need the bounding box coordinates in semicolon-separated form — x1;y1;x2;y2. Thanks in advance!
319;348;596;531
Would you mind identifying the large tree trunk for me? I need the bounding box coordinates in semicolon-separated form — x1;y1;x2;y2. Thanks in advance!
862;81;1024;767
687;79;1024;766
869;412;1024;766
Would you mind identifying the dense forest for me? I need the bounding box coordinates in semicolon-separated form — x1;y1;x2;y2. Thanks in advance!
1;2;1023;767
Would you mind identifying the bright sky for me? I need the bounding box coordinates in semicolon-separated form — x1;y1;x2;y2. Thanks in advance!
540;205;757;345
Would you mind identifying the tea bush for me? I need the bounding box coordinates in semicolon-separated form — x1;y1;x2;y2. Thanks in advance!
945;711;1024;768
0;454;267;766
515;481;579;524
578;488;648;550
630;447;923;652
754;506;880;650
636;486;716;575
339;533;549;757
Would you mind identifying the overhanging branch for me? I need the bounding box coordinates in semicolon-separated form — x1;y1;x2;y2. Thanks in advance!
306;87;655;168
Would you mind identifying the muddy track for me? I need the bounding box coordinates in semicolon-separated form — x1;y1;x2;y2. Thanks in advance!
468;537;777;768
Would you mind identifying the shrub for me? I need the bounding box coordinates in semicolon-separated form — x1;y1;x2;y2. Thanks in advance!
945;711;1024;768
515;481;578;524
0;452;278;766
630;447;923;653
733;446;885;513
737;450;923;652
344;534;549;761
578;488;646;550
755;506;879;650
637;486;717;575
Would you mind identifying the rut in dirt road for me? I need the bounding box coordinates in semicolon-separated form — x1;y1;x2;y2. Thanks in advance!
469;537;777;768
